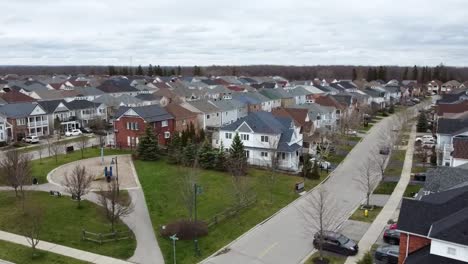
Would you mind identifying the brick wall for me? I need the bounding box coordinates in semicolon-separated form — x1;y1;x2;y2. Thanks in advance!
398;233;431;264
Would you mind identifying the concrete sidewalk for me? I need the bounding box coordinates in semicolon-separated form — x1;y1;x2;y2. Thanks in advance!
0;230;133;264
344;126;416;263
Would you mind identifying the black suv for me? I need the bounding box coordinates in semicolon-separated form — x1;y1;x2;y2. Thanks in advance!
313;231;358;256
375;245;399;264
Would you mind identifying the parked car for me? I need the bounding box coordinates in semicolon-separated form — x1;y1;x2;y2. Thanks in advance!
79;127;92;134
383;229;400;245
375;245;399;264
379;146;390;155
346;129;358;136
411;98;421;103
23;135;39;144
415;135;434;142
65;129;82;137
313;231;358;256
310;158;332;170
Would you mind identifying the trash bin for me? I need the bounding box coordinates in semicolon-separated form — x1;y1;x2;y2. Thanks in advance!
32;177;38;185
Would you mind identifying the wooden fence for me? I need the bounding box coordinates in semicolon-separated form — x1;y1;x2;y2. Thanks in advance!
206;196;257;228
81;229;133;244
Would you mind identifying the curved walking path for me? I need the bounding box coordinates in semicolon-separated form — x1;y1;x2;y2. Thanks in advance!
0;149;164;264
202;105;424;264
344;126;416;263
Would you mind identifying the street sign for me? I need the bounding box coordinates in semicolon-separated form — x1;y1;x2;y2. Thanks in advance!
295;182;305;192
196;185;203;195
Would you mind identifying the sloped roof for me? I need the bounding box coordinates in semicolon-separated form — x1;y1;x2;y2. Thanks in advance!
187;99;219;113
423;166;468;193
0;90;36;103
0;102;43;118
165;103;198;120
97;79;139;93
405;245;466;264
453;137;468;159
436;118;468;135
222;111;289;134
66;100;102;110
38;100;68;113
115;105;173;122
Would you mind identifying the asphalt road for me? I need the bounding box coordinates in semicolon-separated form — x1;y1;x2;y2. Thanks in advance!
202;105;424;264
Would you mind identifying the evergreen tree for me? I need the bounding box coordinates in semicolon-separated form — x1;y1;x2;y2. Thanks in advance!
136;65;144;75
197;128;206;143
373;68;379;80
416;111;429;132
107;65;117;76
170;69;176;76
310;160;320;179
162;68;167;76
402;67;408;80
214;143;227;171
147;64;154;76
120;67;129;76
228;133;248;177
366;67;373;81
232;67;237;76
177;66;182;76
127;67;133;76
199;140;215;169
168;133;183;164
352;68;357;81
182;141;198;167
155;65;162;76
412;65;418;81
137;125;160;160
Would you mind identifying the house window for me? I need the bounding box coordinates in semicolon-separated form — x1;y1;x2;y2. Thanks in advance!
126;122;139;130
162;120;168;127
182;120;187;126
207;114;210;119
217;113;219;116
241;134;249;141
261;136;269;143
261;152;268;157
277;152;286;160
447;247;456;256
164;131;171;139
245;150;250;158
225;133;232;139
17;118;26;126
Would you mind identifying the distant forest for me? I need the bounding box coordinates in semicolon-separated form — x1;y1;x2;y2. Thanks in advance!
1;64;467;83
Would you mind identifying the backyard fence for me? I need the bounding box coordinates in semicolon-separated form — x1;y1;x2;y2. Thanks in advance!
206;195;257;228
81;229;133;244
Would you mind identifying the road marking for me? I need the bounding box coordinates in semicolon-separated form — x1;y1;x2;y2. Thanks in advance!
258;242;279;259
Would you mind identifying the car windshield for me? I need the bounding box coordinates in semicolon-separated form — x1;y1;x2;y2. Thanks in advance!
337;235;349;245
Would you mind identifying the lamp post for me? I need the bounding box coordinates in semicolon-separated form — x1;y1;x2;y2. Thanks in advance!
111;156;119;194
193;183;202;256
169;234;178;264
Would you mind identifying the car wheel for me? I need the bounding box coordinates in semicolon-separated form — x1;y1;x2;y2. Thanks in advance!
382;256;388;263
389;239;397;245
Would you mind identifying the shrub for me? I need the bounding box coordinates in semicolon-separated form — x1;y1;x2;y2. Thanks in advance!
357;252;373;264
160;220;208;240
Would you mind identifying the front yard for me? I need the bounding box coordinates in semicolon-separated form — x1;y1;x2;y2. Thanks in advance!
134;159;328;264
349;206;383;223
0;191;136;259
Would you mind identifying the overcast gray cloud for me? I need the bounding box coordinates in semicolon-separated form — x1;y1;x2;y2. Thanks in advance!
1;0;468;66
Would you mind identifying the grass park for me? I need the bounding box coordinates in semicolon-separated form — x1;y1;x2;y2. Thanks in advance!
0;240;88;264
0;191;136;259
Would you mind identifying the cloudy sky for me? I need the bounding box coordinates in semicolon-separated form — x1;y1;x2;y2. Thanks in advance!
2;0;468;66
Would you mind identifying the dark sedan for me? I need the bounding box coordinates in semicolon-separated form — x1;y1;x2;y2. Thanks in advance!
313;231;358;256
383;229;400;245
375;245;399;264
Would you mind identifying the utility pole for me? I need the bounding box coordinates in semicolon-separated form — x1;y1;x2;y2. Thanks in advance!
193;183;202;256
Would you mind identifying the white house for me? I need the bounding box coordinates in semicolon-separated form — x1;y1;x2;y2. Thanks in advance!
0;113;12;143
215;111;303;171
436;118;468;166
209;99;247;126
181;99;222;130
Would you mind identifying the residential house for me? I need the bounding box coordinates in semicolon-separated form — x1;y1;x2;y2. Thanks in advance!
383;85;402;103
181;99;221;130
96;78;140;96
113;105;175;148
296;103;338;131
416;165;468;198
435;117;468;166
0;90;36;103
364;87;387;110
215;111;303;171
232;93;271;112
65;100;107;128
0;113;12;143
135;93;170;107
427;80;443;94
441;80;462;93
38;100;79;133
436;100;468;119
209;99;247;126
0;102;49;140
398;185;468;263
164;103;200;133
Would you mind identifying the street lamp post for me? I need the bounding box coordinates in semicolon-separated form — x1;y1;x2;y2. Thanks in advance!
169;234;178;264
193;183;202;256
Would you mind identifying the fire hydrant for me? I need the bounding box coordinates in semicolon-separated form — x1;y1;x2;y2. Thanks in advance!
364;209;369;217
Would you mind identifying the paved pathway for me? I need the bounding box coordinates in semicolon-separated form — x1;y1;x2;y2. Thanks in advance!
0;144;164;264
0;230;132;264
202;104;425;264
344;126;416;263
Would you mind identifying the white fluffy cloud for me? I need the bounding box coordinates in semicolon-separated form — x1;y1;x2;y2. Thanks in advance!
1;0;468;66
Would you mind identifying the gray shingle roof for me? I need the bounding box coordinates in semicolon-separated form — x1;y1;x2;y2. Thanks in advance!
0;102;43;118
66;100;102;110
436;118;468;134
222;111;288;134
115;105;173;122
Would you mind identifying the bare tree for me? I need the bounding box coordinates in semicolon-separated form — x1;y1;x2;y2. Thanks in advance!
0;150;32;202
98;180;134;232
373;153;388;179
21;200;43;257
50;140;65;164
177;161;199;221
355;160;379;208
64;165;94;208
37;144;45;164
301;187;337;262
265;151;279;204
78;135;90;159
45;135;53;157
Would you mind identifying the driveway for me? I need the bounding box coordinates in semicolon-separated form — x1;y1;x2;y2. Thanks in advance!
202;104;425;264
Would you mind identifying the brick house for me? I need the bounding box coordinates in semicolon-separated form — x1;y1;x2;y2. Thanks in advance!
113;105;174;148
164;103;199;133
397;185;468;263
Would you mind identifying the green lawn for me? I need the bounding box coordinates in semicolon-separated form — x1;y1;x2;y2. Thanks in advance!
135;159;328;264
30;147;132;184
0;240;89;264
349;206;383;223
18;137;92;154
373;182;397;195
307;252;346;264
404;184;422;198
411;166;428;173
0;191;136;259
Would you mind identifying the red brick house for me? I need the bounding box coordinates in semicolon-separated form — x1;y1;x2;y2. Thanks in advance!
397;186;468;263
164;103;199;134
113;105;174;148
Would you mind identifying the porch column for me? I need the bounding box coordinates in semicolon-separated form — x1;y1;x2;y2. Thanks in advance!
289;152;292;170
